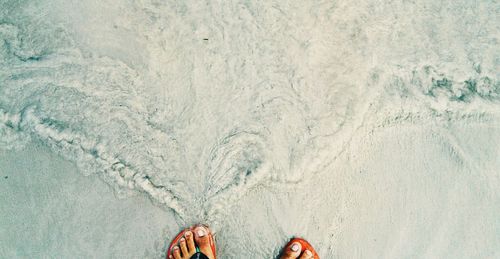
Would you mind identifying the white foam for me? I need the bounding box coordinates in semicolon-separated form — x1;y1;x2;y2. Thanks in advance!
1;0;499;257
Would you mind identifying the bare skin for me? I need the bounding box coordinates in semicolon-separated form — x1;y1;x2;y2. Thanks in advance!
280;241;315;259
169;226;215;259
169;225;315;259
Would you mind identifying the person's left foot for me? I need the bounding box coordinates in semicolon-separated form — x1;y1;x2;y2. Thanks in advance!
169;226;215;259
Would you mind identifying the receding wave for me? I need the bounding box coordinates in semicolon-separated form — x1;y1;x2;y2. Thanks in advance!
1;0;498;222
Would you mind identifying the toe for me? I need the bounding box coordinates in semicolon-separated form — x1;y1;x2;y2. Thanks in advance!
179;237;189;257
299;249;314;259
280;242;302;259
184;230;196;253
172;246;182;259
194;226;215;259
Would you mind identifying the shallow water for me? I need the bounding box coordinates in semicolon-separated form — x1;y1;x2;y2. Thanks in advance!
1;0;499;258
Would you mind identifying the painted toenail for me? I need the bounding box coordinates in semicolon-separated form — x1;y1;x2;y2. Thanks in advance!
185;231;192;237
291;243;300;252
305;250;312;256
197;228;206;237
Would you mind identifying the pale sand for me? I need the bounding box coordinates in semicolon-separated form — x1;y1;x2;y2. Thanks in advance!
1;0;499;258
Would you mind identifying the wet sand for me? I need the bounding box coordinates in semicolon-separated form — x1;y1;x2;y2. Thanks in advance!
1;0;499;258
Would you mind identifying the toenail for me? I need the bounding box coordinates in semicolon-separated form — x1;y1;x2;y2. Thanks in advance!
185;231;192;237
305;250;312;256
291;243;300;252
180;238;185;242
196;227;206;237
173;246;179;250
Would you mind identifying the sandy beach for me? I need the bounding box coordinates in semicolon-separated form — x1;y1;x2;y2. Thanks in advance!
1;0;499;258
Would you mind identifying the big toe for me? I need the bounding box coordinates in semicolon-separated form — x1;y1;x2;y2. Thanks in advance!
280;242;302;259
194;226;215;259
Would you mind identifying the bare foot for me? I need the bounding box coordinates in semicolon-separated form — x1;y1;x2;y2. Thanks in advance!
169;226;215;259
280;240;317;259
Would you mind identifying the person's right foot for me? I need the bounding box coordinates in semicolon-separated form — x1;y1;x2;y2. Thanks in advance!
280;239;317;259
